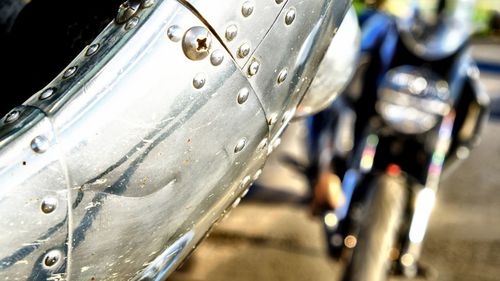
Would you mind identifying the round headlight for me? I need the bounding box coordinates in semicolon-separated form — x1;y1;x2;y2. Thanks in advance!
376;66;450;134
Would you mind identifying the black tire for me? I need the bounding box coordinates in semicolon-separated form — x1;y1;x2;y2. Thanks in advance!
342;173;407;281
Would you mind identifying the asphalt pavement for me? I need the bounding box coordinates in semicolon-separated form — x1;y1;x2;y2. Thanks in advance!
169;43;500;281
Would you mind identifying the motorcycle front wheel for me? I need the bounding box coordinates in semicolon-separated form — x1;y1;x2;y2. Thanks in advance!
341;173;407;281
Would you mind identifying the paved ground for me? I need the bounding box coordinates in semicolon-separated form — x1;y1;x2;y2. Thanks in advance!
170;44;500;281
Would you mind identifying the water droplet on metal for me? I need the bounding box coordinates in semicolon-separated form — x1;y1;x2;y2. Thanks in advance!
43;249;62;268
86;43;100;56
41;197;58;214
31;136;49;153
63;66;77;79
237;88;249;104
238;42;251;58
210;50;224;66
285;8;296;25
192;73;206;89
39;88;55;100
241;1;254;17
4;110;20;124
277;68;288;84
225;24;238;41
253;169;262;181
125;16;139;30
167;25;183;42
234;138;247;153
248;59;260;76
182;26;212;61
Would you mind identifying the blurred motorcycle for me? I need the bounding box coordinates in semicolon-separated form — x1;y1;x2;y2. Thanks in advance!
307;0;490;280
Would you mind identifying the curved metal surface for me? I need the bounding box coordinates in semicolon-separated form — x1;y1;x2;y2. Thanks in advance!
295;6;360;118
0;0;352;279
240;0;351;143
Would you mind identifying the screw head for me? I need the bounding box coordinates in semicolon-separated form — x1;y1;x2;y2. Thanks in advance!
241;1;254;17
41;197;58;214
43;249;62;268
210;50;225;66
277;68;288;84
193;73;206;89
4;110;20;124
225;24;238;41
86;43;100;56
31;136;49;153
248;59;260;76
39;88;56;100
238;42;251;58
237;88;249;104
167;25;183;42
234;138;247;153
125;16;139;30
63;66;77;79
182;26;212;61
285;8;296;25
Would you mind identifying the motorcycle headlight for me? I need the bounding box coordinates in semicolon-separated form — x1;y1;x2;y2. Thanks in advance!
376;66;451;134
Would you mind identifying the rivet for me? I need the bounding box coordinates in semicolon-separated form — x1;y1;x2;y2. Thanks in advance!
277;68;288;84
241;187;250;198
210;50;225;66
39;88;56;100
125;16;139;30
232;197;241;208
285;8;296;25
43;249;62;268
225;24;238;41
272;137;281;149
253;169;262;181
240;175;251;188
257;138;268;150
234;138;247;153
116;1;140;24
248;59;260;76
167;25;183;42
142;0;155;8
282;109;294;123
41;197;58;214
238;42;251;58
30;136;49;153
268;113;278;125
192;73;206;89
241;1;254;17
182;26;212;61
237;88;249;104
86;43;100;56
63;66;77;79
4;110;20;124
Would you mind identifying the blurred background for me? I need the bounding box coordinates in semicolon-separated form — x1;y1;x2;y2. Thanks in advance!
170;0;500;280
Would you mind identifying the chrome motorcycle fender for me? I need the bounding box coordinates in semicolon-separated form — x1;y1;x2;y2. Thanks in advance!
0;0;351;279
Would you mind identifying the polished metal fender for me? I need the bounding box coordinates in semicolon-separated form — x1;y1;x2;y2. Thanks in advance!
296;7;360;118
0;0;351;280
